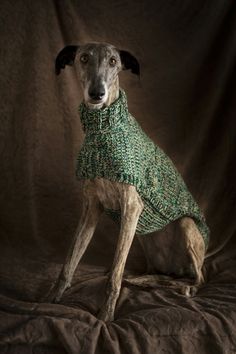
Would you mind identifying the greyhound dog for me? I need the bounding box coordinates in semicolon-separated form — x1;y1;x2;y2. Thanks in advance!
50;42;209;322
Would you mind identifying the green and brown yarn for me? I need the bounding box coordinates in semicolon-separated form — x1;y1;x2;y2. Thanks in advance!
76;89;209;247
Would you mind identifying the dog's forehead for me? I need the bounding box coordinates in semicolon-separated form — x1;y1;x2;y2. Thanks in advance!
79;43;119;58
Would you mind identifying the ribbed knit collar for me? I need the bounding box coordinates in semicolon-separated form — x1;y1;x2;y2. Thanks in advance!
79;89;129;133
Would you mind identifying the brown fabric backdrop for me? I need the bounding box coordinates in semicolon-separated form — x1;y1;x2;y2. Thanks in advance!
1;0;236;353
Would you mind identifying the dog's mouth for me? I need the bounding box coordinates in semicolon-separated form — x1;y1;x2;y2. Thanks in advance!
86;94;108;109
88;98;104;104
86;99;106;110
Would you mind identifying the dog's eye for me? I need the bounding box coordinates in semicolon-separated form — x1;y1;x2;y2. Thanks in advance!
109;57;117;66
80;54;89;63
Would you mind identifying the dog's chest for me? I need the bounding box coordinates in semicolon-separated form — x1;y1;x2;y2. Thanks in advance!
93;178;121;210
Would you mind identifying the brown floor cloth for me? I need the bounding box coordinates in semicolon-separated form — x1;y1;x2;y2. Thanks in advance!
0;0;236;353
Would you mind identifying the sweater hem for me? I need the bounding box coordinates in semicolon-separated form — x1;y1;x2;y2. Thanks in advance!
76;173;209;248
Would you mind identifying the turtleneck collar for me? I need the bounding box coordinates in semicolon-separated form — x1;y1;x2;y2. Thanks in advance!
79;89;129;133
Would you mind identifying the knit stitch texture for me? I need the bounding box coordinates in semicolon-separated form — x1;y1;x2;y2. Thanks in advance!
76;90;209;247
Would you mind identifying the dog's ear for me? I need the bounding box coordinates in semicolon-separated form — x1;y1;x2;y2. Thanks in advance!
119;50;140;76
55;45;80;75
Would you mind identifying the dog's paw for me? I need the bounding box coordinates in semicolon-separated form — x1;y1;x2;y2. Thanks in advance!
180;285;198;297
45;279;71;303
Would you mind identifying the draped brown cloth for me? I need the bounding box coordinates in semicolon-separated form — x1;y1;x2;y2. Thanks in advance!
1;0;236;353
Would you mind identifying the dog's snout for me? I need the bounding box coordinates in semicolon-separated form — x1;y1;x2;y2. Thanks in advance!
88;86;106;101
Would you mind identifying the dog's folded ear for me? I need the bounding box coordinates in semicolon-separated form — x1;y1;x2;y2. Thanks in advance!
55;45;79;75
119;50;140;76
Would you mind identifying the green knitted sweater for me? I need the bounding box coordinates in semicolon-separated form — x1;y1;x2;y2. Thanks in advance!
76;90;209;247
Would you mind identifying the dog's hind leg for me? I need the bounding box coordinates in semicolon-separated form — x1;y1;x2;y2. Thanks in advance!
125;217;206;297
179;217;205;288
48;181;103;302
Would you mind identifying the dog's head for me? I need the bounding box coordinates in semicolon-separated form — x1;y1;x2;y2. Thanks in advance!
55;42;140;109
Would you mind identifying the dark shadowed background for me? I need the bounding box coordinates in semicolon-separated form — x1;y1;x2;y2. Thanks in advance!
0;0;236;353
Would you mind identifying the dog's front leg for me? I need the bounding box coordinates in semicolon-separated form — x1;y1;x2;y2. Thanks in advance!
48;183;102;302
98;186;143;322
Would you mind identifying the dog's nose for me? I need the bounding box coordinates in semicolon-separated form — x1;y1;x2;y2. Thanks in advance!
88;87;105;101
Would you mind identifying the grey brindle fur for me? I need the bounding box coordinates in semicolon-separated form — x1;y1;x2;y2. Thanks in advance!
50;42;206;322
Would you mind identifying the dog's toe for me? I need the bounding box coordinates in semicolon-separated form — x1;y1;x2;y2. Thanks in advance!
180;285;198;297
